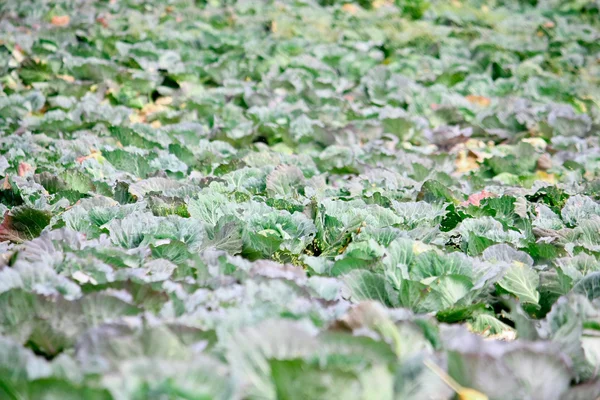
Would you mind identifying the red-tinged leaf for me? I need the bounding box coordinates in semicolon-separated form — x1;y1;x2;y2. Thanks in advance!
17;162;33;177
461;190;496;207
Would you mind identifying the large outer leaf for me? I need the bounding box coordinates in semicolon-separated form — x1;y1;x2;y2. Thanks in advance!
0;207;52;243
573;272;600;301
343;270;400;308
0;289;140;356
1;0;600;395
444;326;571;400
270;359;362;400
498;262;540;305
266;164;306;198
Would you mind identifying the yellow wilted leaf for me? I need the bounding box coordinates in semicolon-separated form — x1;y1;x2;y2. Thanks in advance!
373;0;393;8
455;150;479;173
129;101;169;125
76;149;103;164
535;170;556;184
465;94;491;107
458;388;489;400
342;3;359;14
412;241;429;255
522;137;547;150
485;329;517;342
155;96;173;106
12;47;25;63
424;360;489;400
56;74;75;83
129;112;145;124
572;98;588;113
140;102;167;115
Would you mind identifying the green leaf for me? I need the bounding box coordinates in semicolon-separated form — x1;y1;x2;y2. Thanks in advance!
266;165;306;198
342;270;400;308
271;359;362;400
470;314;515;337
427;275;474;310
128;178;186;199
498;262;540;305
573;272;600;301
561;195;600;227
103;150;153;178
107;213;159;248
416;180;458;204
186;190;229;227
109;126;162;149
437;303;486;324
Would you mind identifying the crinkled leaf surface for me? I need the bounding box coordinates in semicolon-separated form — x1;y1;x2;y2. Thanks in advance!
0;0;599;397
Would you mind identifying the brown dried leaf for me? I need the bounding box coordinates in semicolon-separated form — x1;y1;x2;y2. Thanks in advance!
537;153;552;171
51;15;70;27
56;74;75;83
465;95;491;107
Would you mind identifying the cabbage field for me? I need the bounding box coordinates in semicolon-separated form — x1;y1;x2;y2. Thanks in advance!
1;0;600;398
